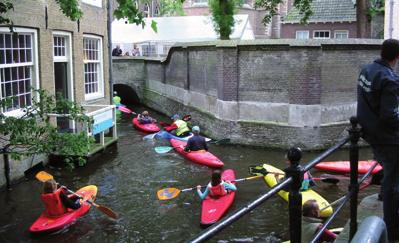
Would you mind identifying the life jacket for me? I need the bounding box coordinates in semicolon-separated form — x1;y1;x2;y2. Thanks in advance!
41;188;68;217
174;120;190;136
208;182;227;197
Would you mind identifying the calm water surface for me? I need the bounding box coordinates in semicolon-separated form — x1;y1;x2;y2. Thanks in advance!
0;107;378;242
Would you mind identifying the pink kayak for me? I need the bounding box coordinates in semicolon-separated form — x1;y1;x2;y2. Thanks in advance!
315;160;382;174
170;139;224;168
201;169;236;226
29;185;97;234
132;118;160;133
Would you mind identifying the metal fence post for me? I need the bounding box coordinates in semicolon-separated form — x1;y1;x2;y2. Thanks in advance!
286;147;303;243
348;116;360;240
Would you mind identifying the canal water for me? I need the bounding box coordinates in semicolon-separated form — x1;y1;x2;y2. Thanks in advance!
0;107;378;242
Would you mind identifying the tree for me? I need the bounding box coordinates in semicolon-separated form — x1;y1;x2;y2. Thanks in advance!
0;90;94;188
255;0;383;38
159;0;185;16
209;0;243;40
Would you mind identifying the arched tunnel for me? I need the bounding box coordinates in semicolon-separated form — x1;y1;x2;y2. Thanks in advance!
113;84;140;106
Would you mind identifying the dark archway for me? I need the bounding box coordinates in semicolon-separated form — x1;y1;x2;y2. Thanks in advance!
113;84;140;105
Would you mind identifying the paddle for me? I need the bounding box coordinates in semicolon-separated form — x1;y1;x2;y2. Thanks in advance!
118;106;136;115
248;165;340;184
155;146;174;154
35;171;118;220
157;175;262;200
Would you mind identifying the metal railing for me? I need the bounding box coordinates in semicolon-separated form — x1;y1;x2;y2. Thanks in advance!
190;117;379;243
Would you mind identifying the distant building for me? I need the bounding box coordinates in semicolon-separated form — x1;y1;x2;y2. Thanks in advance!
281;0;357;39
112;15;255;57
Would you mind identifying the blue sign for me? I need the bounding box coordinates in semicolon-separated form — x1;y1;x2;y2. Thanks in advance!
92;110;114;135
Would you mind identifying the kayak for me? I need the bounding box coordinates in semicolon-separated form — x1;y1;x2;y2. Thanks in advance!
29;185;97;234
262;164;333;218
201;169;236;226
315;160;382;174
132;118;160;133
170;139;224;168
154;130;211;142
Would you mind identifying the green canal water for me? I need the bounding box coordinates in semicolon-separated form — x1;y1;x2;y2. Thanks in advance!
0;108;379;242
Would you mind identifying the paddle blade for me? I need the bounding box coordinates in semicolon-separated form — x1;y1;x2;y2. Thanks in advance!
96;205;118;219
157;188;181;200
319;177;340;184
248;165;268;176
35;171;54;182
143;132;158;140
155;146;174;154
118;106;133;114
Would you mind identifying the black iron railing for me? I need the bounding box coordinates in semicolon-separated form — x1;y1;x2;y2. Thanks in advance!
190;117;374;243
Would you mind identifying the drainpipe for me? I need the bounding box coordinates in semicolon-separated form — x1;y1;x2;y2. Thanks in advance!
389;0;394;39
107;0;114;104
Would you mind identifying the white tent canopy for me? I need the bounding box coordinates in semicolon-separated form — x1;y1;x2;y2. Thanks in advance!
112;14;255;44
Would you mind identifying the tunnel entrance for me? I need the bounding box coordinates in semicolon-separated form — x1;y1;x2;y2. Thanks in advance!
113;84;140;105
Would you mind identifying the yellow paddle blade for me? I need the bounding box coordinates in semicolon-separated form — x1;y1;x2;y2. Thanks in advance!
35;171;54;182
157;188;181;200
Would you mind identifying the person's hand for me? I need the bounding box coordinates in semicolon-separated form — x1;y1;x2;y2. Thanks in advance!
197;185;202;190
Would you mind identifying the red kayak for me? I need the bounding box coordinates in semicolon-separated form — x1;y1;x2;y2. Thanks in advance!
170;139;224;168
201;169;236;226
132;118;160;133
29;185;97;234
315;160;382;174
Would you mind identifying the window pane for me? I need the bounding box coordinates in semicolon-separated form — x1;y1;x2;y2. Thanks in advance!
0;34;4;48
5;34;11;48
19;35;25;48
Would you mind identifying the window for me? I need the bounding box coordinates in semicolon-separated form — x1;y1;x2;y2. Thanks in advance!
144;3;149;17
296;31;309;40
141;44;156;56
313;31;330;39
334;30;349;39
83;35;103;100
0;28;38;114
154;5;159;17
53;36;66;58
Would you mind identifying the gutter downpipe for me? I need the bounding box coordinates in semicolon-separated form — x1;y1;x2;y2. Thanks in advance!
389;0;394;39
107;0;114;104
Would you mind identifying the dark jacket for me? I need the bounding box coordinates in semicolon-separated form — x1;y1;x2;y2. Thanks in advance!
185;134;208;152
357;59;399;145
112;47;122;56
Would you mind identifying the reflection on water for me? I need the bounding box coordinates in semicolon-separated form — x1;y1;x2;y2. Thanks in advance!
0;107;378;242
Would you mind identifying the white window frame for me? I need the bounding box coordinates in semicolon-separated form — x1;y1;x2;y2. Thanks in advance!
295;30;309;40
313;30;331;39
334;30;349;39
82;0;102;8
0;27;39;117
53;31;74;102
83;34;104;101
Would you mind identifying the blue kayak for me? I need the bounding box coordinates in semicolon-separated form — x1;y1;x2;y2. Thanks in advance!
144;130;211;142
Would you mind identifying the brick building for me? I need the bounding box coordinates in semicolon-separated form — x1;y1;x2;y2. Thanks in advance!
281;0;357;39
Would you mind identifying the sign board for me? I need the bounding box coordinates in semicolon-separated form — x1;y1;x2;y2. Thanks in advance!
92;109;113;135
82;0;102;8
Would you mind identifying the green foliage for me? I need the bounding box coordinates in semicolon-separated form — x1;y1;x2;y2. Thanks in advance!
159;0;185;16
0;0;14;31
0;89;94;168
55;0;83;21
368;0;384;19
255;0;313;25
114;0;146;28
209;0;243;40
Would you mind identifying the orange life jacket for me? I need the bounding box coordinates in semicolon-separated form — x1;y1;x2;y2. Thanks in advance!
208;182;227;197
41;188;68;217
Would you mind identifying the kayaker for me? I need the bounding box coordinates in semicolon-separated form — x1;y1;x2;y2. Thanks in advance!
196;170;237;200
164;114;190;137
302;199;337;242
301;171;316;191
112;91;121;107
137;110;157;124
41;179;81;217
184;126;208;152
357;39;399;241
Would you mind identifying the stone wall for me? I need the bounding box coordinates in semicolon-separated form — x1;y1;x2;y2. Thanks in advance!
113;39;382;149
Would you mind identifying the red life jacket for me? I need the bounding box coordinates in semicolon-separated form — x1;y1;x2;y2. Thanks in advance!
41;188;68;217
208;182;227;197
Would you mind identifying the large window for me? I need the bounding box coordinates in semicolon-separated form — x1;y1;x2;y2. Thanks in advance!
141;44;156;56
296;31;309;40
334;30;349;39
83;35;103;100
313;30;330;39
0;28;38;114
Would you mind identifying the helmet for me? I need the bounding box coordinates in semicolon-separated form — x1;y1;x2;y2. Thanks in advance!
192;126;200;133
142;111;149;116
171;114;180;120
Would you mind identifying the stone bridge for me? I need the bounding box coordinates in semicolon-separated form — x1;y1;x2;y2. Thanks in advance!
112;39;382;149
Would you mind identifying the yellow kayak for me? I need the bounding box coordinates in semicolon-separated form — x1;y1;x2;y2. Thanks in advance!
262;164;333;218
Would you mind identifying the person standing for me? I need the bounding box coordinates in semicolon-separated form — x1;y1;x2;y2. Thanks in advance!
357;39;399;241
112;45;122;56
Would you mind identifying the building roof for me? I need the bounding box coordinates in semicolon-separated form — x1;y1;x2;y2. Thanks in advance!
283;0;356;24
112;15;254;44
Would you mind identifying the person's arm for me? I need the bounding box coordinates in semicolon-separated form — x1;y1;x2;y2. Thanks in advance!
379;79;399;127
317;225;337;242
164;123;177;132
59;192;81;210
185;138;193;152
197;185;209;200
223;182;237;191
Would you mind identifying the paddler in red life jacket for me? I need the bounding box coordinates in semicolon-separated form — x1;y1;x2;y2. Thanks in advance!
196;170;237;200
41;179;81;217
184;126;208;152
164;114;191;137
